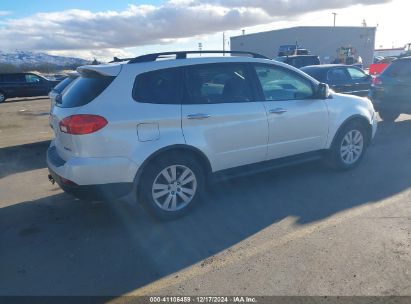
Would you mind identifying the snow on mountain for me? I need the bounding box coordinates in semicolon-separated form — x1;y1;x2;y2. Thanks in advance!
0;50;90;66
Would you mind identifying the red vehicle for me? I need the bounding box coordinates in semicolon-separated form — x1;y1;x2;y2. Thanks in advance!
369;63;388;75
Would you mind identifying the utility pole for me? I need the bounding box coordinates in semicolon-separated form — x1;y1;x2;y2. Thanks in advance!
223;32;225;56
198;42;202;56
332;12;337;27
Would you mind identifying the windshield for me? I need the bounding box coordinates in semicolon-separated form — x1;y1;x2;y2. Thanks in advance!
383;60;411;77
52;77;76;93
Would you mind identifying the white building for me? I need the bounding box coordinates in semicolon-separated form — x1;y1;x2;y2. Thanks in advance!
374;48;403;58
230;26;376;67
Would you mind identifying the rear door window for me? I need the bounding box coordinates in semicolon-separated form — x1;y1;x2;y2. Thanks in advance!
327;68;351;83
59;75;114;108
184;63;253;104
132;68;182;104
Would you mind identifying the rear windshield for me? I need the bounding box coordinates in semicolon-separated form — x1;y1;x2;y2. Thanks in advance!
58;75;114;108
383;60;411;78
52;77;76;94
300;67;324;81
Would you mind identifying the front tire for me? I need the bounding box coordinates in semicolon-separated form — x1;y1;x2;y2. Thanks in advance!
326;121;368;170
138;154;205;220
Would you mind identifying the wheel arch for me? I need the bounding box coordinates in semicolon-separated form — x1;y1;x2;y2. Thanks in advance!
134;144;212;187
329;114;372;149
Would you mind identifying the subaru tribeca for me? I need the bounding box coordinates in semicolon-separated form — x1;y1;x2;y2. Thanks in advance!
47;51;377;219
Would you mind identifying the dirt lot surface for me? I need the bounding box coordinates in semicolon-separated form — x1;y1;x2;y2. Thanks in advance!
0;98;410;296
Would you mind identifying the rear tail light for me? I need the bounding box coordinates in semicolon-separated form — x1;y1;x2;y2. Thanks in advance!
59;114;108;135
372;76;382;86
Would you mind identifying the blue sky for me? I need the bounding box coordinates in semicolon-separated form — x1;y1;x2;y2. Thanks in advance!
0;0;163;17
0;0;406;60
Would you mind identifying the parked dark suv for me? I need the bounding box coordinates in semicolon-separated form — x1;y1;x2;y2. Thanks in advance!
0;73;60;103
369;57;411;121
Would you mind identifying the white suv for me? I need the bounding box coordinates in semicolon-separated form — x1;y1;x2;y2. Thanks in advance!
47;51;377;219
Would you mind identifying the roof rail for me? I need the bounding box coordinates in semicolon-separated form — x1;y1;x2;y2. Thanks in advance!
127;50;269;64
109;57;134;63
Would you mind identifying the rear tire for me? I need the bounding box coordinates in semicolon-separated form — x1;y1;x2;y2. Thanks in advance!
138;154;205;220
326;121;368;170
379;110;400;122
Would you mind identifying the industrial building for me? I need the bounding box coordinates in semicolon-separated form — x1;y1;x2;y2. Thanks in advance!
230;26;376;67
374;47;404;57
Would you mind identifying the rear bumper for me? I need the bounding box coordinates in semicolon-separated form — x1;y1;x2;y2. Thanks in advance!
48;168;133;201
47;143;137;200
369;87;409;112
371;98;408;113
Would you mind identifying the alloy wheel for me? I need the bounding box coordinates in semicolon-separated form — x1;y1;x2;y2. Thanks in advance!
151;165;197;211
340;130;364;165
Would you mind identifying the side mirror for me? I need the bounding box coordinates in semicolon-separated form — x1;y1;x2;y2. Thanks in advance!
317;83;330;99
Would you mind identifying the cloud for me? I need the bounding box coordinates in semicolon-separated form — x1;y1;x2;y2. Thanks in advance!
0;0;391;55
203;0;392;16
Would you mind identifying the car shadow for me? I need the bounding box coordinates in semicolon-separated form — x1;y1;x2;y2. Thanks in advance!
0;140;50;179
1;119;411;295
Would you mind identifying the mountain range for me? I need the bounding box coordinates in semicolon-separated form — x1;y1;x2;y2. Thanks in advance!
0;50;90;67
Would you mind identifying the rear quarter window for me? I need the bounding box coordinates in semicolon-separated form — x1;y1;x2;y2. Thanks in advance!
59;75;114;108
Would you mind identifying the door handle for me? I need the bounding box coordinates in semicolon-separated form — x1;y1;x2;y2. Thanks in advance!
187;113;211;120
269;108;287;114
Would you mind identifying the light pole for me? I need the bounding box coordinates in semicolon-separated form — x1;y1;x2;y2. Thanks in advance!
332;12;337;27
223;32;225;55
